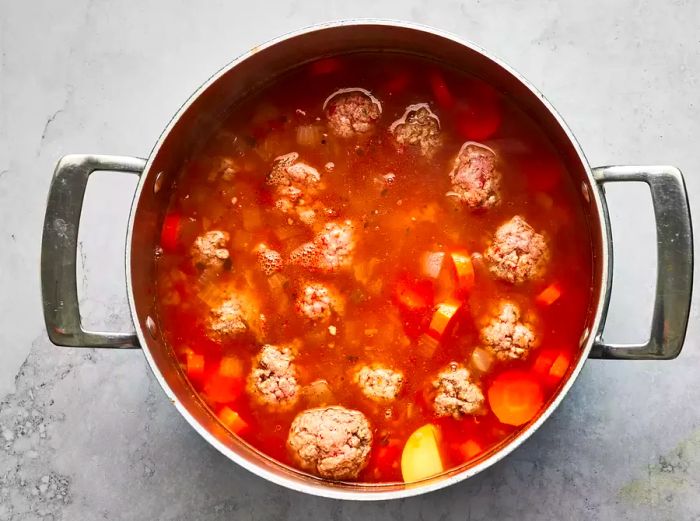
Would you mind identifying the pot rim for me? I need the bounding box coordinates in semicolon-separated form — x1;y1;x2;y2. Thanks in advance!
125;19;609;500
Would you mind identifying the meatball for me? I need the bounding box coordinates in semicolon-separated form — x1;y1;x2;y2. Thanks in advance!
287;406;372;480
295;282;342;321
190;230;230;272
448;142;501;210
432;363;485;418
248;344;299;408
255;244;283;276
389;103;441;156
267;152;323;225
354;365;404;402
289;220;355;273
323;88;382;138
207;293;265;342
485;215;549;283
481;301;536;360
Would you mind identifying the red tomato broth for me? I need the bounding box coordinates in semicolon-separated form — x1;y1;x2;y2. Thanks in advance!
154;53;594;483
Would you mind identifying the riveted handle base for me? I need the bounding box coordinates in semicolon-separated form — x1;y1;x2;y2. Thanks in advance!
590;165;693;360
41;154;146;348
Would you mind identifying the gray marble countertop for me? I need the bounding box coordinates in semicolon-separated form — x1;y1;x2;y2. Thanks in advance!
2;1;699;519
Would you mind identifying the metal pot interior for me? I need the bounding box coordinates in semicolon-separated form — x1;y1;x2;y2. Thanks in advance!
126;21;607;499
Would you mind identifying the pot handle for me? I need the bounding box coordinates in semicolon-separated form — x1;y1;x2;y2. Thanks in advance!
590;165;693;360
41;154;146;348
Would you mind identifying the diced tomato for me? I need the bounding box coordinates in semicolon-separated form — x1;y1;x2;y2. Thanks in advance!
375;441;402;474
458;439;483;460
218;406;249;435
488;370;544;426
429;71;455;109
160;213;181;252
452;78;502;140
204;373;244;404
536;282;562;306
523;156;563;192
309;57;342;76
454;103;501;141
450;251;475;295
186;353;204;381
428;300;462;340
384;71;411;95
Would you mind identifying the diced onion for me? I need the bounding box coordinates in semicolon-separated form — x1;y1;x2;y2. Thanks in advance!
267;273;287;293
295;125;323;146
301;379;335;407
471;347;494;373
421;252;445;279
416;334;440;358
251;103;279;125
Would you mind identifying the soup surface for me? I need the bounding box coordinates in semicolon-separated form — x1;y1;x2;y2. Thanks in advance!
155;53;594;483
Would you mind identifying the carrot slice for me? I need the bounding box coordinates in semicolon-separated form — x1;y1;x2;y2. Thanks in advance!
429;71;455;108
186;353;204;381
160;213;181;252
375;442;402;474
488;370;544;426
451;252;475;294
428;300;461;340
536;283;562;306
549;353;571;380
218;406;249;435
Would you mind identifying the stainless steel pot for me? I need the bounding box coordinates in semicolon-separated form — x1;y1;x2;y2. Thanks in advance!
40;20;693;500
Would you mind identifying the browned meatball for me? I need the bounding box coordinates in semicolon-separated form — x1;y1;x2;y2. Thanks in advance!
289;220;355;273
295;282;342;321
485;215;549;283
432;363;485;418
287;406;373;480
207;292;265;343
190;230;230;272
448;142;501;210
267;152;323;225
248;344;299;409
389;103;441;156
323;88;382;138
481;301;536;360
354;365;404;402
